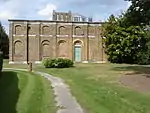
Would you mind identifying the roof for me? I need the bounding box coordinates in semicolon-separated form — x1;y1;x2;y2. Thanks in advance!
8;19;103;24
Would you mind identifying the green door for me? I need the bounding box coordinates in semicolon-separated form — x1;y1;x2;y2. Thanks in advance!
74;46;81;62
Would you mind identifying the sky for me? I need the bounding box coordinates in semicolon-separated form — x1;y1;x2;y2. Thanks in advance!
0;0;131;34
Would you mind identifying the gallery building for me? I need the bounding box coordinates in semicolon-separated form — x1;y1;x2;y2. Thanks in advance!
8;10;107;64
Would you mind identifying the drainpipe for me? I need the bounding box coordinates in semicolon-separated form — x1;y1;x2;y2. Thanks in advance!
27;23;30;64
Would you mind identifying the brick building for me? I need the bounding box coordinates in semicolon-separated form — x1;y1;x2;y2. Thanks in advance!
8;11;107;64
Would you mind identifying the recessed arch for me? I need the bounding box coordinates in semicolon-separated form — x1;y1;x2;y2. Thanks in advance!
14;40;24;55
58;40;66;44
74;40;82;46
73;39;84;46
42;26;49;35
41;40;50;45
15;25;22;35
41;40;51;59
74;26;84;35
58;26;66;35
58;40;68;58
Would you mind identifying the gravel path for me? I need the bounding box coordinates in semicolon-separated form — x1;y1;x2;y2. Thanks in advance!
3;68;84;113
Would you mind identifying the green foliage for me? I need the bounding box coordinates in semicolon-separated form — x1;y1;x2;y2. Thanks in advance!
0;22;7;46
137;51;150;65
0;22;9;58
0;71;56;113
124;0;150;26
0;51;3;72
137;29;150;65
102;15;148;64
43;58;74;68
110;0;150;64
39;63;150;113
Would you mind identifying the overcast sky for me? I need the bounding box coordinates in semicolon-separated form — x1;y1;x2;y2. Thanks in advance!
0;0;131;33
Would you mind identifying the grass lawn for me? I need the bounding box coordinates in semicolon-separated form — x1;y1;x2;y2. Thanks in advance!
3;60;150;113
0;70;56;113
35;63;150;113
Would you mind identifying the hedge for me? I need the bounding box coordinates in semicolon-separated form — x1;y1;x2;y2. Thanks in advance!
43;58;74;68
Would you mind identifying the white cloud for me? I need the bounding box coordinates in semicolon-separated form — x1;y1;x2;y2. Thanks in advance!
0;0;23;20
0;0;130;33
0;10;17;20
38;3;57;20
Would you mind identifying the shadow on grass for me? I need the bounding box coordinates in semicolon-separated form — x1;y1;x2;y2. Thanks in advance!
0;71;20;113
112;65;150;74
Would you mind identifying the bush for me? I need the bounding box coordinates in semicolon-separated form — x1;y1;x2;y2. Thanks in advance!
137;31;150;65
137;50;150;65
0;51;3;72
43;58;74;68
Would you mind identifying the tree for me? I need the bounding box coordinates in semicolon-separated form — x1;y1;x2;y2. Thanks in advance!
0;22;9;58
102;15;147;64
101;1;150;64
0;22;5;72
101;14;119;47
124;0;150;26
0;22;7;50
137;25;150;65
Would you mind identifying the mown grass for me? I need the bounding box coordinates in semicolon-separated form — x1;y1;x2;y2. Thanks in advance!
0;70;56;113
3;60;150;113
35;63;150;113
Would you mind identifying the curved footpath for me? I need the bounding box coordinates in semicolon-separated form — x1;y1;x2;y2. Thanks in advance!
3;68;84;113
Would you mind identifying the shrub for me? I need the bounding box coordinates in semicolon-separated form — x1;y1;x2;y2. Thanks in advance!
137;30;150;65
0;51;3;72
43;58;74;68
137;50;150;65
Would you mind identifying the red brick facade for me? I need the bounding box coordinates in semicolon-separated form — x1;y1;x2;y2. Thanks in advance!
8;20;107;64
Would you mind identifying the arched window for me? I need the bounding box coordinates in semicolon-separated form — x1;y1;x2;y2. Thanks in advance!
42;26;49;35
41;40;51;59
15;25;22;35
74;40;82;46
75;26;84;35
14;40;24;55
58;40;68;58
58;26;66;35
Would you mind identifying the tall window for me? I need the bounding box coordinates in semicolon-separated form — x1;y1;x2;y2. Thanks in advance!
58;40;68;58
14;40;24;55
75;26;84;35
58;26;66;35
15;25;22;35
41;40;51;59
42;26;49;35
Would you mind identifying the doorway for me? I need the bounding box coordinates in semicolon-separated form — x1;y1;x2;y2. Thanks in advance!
74;41;82;62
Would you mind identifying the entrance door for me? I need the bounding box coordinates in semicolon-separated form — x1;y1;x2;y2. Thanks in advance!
74;46;81;62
